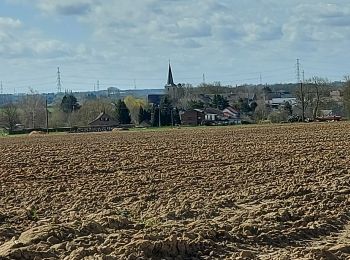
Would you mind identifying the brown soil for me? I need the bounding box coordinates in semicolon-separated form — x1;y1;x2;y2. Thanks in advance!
1;123;350;259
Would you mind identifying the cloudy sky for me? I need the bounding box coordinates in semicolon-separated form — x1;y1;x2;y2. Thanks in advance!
1;0;350;93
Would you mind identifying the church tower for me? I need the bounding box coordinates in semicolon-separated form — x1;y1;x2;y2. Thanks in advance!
166;63;176;87
165;62;180;100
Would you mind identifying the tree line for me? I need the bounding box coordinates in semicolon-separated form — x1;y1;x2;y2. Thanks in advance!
1;77;350;131
0;92;182;131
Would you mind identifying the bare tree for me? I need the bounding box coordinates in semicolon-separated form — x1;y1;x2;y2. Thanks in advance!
296;77;330;120
0;103;20;131
69;98;117;126
309;77;330;119
253;100;271;122
343;76;350;118
18;88;46;128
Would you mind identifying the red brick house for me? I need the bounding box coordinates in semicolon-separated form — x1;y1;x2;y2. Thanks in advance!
180;109;204;126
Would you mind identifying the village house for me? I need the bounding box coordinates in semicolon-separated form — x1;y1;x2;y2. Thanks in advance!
266;97;297;109
223;107;241;124
88;111;118;128
180;109;205;126
181;107;239;126
330;90;342;103
203;107;226;124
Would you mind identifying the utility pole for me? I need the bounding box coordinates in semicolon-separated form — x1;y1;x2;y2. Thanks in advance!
296;59;301;83
32;109;35;129
259;73;262;85
158;105;161;127
57;67;62;93
300;81;305;122
302;70;305;83
97;80;100;91
46;97;49;134
134;79;137;96
297;59;305;121
171;108;174;127
203;73;206;83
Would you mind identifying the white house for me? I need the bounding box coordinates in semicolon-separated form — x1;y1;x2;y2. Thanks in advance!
266;98;297;109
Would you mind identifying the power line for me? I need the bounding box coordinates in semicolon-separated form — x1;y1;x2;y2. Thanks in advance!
4;76;53;84
0;67;294;88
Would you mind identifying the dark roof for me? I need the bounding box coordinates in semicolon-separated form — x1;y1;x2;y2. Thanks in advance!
88;112;118;126
147;94;165;105
204;107;224;116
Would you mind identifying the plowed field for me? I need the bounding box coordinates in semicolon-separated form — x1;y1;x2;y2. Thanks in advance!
1;123;350;259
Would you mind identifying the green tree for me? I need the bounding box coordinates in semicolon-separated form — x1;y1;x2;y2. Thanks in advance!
115;100;131;124
160;96;173;126
150;105;160;127
236;98;251;113
138;106;145;125
138;106;151;124
250;101;258;112
211;94;229;110
173;107;181;125
60;94;80;113
188;99;205;109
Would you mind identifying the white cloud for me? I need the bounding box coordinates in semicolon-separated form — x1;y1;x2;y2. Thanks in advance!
36;0;98;16
0;17;21;28
0;15;89;60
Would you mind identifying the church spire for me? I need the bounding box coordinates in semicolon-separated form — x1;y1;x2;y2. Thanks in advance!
167;61;175;86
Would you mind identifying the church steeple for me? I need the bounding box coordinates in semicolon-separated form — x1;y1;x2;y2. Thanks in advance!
167;62;175;86
164;61;180;100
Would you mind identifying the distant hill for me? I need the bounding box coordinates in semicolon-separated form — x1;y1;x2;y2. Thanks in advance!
0;88;165;106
